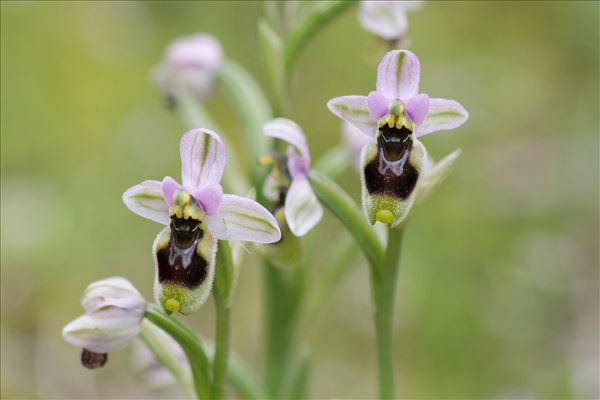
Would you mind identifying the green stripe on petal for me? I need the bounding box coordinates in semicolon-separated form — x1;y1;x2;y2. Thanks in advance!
206;194;281;243
123;180;170;225
416;98;468;137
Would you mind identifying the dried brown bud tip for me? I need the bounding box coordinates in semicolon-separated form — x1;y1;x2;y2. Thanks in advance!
81;349;108;369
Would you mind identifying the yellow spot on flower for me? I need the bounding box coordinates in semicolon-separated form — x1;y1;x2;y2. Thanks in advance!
259;154;275;165
375;209;394;224
164;298;181;314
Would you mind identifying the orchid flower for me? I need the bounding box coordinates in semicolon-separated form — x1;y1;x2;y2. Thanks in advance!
262;118;323;237
153;34;223;101
359;1;423;41
123;129;281;314
328;49;468;227
62;277;146;369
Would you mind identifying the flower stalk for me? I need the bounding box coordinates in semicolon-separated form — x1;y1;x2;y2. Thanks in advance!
144;304;212;399
212;240;234;399
374;225;405;399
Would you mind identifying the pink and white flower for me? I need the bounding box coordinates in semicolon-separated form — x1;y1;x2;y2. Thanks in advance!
262;118;323;237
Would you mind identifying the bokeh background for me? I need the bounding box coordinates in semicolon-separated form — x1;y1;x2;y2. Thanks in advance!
1;1;598;399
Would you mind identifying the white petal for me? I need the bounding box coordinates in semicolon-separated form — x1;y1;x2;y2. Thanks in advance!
263;118;310;165
82;277;145;314
262;172;280;202
62;312;142;353
416;98;468;137
123;180;170;225
180;128;227;188
327;95;377;136
206;194;281;243
376;50;420;100
284;177;323;237
359;1;410;40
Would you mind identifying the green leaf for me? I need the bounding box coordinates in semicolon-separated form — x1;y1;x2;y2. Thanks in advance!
258;18;285;104
284;1;356;73
217;61;272;190
308;170;384;285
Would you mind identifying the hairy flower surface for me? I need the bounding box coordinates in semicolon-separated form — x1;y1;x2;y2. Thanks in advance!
328;50;468;227
153;34;223;101
262;118;323;237
123;129;281;314
359;1;423;40
62;277;146;368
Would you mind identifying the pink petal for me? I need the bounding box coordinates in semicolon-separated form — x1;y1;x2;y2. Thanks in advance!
376;50;420;100
192;184;223;215
262;118;310;166
180;128;227;189
165;34;223;71
404;93;429;125
161;176;180;206
367;91;389;120
286;146;309;179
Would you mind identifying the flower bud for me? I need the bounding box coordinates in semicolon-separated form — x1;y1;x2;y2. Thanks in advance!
153;34;223;102
62;277;146;366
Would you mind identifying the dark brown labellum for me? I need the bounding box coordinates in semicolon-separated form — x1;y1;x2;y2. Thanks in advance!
156;218;208;289
81;349;107;369
363;124;419;200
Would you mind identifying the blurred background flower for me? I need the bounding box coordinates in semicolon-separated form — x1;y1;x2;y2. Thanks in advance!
1;1;598;399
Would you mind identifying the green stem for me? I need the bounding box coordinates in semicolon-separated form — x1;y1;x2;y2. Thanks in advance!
308;170;384;289
284;1;355;74
144;304;212;399
263;261;295;397
374;226;405;399
212;301;230;399
212;241;234;399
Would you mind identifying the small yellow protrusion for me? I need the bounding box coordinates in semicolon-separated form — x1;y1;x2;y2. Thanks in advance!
258;154;276;165
375;210;394;225
164;298;181;314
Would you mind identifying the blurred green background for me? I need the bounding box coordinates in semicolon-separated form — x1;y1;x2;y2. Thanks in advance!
1;1;598;399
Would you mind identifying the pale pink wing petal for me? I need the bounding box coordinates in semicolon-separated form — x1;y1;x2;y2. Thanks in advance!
284;176;323;237
367;91;389;120
415;98;468;137
161;176;180;207
404;93;429;125
327;95;377;136
122;180;170;225
376;50;420;100
180;128;227;188
263;118;310;165
191;184;223;215
206;194;281;243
